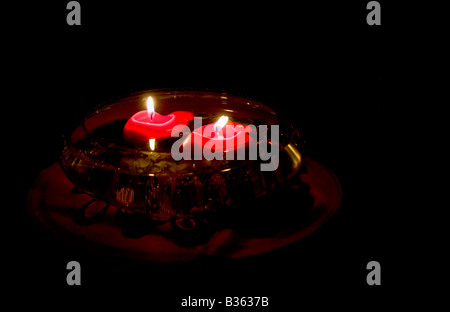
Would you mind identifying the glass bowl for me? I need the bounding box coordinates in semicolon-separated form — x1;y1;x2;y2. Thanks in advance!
60;89;304;230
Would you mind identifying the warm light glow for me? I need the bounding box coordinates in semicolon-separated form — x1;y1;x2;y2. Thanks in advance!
149;138;156;151
147;96;155;120
214;116;228;132
285;143;302;177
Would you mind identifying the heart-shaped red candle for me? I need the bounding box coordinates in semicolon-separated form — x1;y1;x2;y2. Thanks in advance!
183;116;254;153
123;96;194;144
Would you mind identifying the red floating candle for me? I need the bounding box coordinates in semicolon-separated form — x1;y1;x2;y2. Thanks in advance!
183;115;255;154
123;96;194;144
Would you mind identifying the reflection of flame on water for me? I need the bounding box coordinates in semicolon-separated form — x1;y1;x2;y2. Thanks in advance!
149;138;155;151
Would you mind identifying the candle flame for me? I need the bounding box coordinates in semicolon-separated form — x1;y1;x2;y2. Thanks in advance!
214;116;228;132
149;138;155;151
147;96;155;120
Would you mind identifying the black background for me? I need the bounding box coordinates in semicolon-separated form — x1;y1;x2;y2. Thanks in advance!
5;0;412;309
